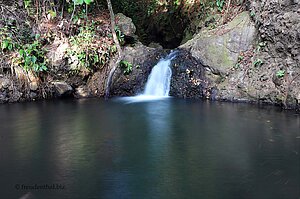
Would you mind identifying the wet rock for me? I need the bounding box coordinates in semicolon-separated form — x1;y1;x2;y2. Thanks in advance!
87;71;107;97
0;91;7;103
148;42;163;49
29;92;37;99
9;90;22;102
75;85;91;98
52;81;73;97
110;42;166;96
170;50;206;98
109;44;208;99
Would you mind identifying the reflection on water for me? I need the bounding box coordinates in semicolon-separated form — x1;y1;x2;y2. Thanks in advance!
0;99;299;199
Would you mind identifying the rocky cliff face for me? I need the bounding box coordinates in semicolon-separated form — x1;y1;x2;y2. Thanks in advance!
176;2;300;109
1;1;300;110
247;0;300;108
78;4;300;110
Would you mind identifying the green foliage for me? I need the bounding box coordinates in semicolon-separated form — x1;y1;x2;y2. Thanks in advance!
256;41;266;53
72;10;87;23
115;26;125;45
15;34;47;72
234;63;240;69
24;0;31;9
253;59;263;67
238;55;244;62
120;60;132;75
68;21;112;70
73;0;93;5
0;25;17;52
1;37;14;51
23;0;35;15
48;10;57;19
216;0;225;12
276;70;285;78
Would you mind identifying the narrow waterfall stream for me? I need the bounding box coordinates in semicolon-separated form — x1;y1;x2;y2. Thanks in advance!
120;51;177;103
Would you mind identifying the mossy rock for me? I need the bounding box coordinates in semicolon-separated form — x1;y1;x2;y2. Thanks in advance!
180;11;256;75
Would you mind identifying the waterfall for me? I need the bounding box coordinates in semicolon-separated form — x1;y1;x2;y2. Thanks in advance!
119;51;177;103
143;52;176;96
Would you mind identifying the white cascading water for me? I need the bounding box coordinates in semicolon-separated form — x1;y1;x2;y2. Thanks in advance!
143;58;172;96
120;51;177;103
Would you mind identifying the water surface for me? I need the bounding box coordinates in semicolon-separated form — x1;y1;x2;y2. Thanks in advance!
0;99;299;199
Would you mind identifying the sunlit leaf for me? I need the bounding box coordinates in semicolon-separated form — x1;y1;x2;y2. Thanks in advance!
31;56;37;63
84;0;92;5
19;49;25;56
74;0;84;5
1;40;9;50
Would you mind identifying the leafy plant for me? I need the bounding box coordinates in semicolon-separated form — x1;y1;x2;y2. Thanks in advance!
73;0;93;5
68;22;113;70
15;35;47;72
216;0;225;12
1;37;14;51
238;55;244;62
115;26;125;45
0;25;18;52
24;0;31;9
253;59;263;67
120;60;132;75
256;41;266;53
48;10;57;19
234;63;240;69
276;70;285;78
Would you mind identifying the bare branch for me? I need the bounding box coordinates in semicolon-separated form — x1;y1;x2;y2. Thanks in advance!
104;0;123;99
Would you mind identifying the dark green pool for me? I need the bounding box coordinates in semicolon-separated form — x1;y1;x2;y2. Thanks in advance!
0;99;299;199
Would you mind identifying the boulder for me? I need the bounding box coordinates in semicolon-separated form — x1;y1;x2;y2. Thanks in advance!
29;82;38;91
115;13;136;36
52;81;73;97
0;91;7;103
87;71;107;97
46;36;69;70
75;85;90;98
0;77;11;89
181;11;256;75
170;50;206;98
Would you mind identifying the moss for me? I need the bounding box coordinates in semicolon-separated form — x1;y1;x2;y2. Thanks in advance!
207;41;233;69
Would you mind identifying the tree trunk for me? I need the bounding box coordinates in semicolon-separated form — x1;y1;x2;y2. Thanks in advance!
105;0;122;99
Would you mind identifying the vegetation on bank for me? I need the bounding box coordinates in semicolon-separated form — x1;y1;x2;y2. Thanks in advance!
2;0;271;103
0;0;246;76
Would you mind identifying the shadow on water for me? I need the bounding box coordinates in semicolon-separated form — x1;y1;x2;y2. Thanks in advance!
0;99;299;199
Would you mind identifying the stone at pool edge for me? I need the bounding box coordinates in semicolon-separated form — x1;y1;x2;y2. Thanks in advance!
52;81;73;97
